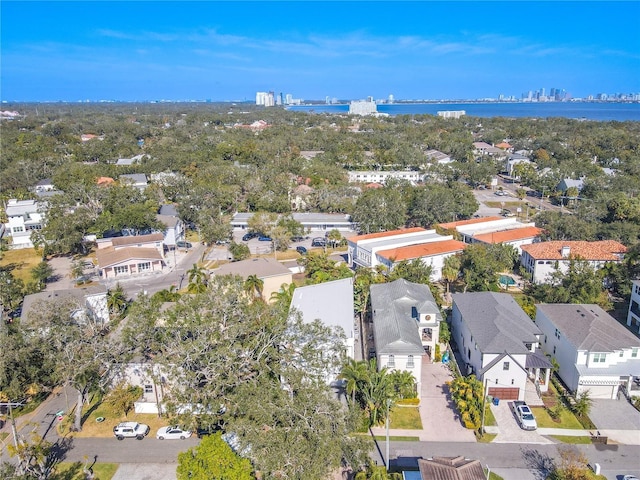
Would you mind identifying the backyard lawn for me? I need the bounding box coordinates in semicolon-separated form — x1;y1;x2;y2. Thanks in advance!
389;406;422;429
0;248;42;284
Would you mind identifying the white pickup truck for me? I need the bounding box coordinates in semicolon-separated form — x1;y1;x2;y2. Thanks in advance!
511;400;537;430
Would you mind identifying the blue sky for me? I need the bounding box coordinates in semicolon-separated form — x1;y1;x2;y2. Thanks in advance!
2;1;639;102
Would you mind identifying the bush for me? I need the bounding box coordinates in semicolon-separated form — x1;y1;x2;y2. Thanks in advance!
396;398;420;406
434;344;442;362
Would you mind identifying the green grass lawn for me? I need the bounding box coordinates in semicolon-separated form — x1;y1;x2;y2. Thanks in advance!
55;462;118;480
531;406;583;429
373;435;420;442
389;406;422;429
484;404;497;426
549;435;593;444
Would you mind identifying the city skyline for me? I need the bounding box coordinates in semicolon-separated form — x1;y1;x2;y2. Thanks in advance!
1;1;639;103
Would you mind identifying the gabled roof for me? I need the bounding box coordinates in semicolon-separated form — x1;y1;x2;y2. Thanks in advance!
119;173;148;184
212;257;291;280
371;279;439;355
521;240;626;261
157;214;179;228
21;285;108;322
473;226;542;244
452;292;541;354
96;246;163;268
418;456;486;480
536;304;640;352
376;239;466;262
111;233;164;247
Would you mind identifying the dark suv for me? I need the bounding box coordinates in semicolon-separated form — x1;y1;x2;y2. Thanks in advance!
242;232;258;241
311;237;326;247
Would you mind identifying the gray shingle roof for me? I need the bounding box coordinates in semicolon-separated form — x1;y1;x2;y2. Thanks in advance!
371;278;437;355
452;292;541;354
536;303;640;352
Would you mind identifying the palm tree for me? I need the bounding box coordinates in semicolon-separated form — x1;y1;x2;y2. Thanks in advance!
442;255;461;294
270;282;296;307
389;370;417;399
186;264;207;294
107;283;128;316
339;358;369;405
243;274;264;299
572;390;593;418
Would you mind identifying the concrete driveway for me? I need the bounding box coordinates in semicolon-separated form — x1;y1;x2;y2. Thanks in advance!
489;400;553;444
589;399;640;430
112;464;177;480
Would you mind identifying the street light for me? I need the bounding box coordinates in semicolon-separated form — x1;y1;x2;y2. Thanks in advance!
385;397;392;471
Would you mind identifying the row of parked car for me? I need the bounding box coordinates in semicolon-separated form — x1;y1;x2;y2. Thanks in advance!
113;422;194;440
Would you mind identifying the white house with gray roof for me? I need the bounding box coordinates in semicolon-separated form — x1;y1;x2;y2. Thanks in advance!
371;279;443;390
535;303;640;399
627;280;640;334
451;292;551;402
290;277;357;384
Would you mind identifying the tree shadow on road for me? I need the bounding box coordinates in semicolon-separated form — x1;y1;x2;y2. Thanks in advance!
520;446;554;480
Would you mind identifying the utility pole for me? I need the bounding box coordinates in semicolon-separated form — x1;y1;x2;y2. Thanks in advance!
385;398;392;471
480;377;489;434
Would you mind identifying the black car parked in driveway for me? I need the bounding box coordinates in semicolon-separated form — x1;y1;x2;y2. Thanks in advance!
242;232;259;241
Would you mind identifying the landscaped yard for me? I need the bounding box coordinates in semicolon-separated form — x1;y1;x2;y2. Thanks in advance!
0;248;43;284
531;406;583;429
58;397;167;438
55;462;118;480
549;434;592;444
389;406;422;429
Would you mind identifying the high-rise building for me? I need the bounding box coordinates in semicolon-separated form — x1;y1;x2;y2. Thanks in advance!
256;91;275;107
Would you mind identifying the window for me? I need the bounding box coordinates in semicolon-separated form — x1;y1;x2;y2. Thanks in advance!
407;355;414;368
553;346;556;354
632;348;639;358
503;362;510;371
138;262;151;271
114;265;128;275
511;379;515;385
12;226;24;233
554;329;561;339
144;385;153;393
592;353;606;363
387;355;395;368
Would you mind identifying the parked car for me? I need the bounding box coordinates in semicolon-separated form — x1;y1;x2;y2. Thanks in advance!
511;401;537;430
296;246;308;255
113;422;150;440
494;190;506;196
176;241;192;249
311;237;326;247
501;209;515;217
156;425;192;440
258;235;272;242
242;232;258;241
290;236;305;242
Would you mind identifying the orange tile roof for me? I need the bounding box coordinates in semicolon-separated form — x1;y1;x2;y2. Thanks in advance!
349;227;426;243
495;142;512;149
376;239;467;262
473;226;543;244
521;240;627;261
438;216;503;230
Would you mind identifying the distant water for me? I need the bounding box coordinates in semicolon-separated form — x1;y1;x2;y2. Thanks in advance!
288;102;640;121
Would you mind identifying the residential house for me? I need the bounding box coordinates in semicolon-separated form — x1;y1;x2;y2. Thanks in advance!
371;279;443;390
627;280;640;334
119;173;148;191
115;154;146;166
417;456;486;480
33;178;55;193
347;227;452;270
97;233;165;256
157;214;185;250
556;178;584;194
535;303;640;399
347;170;423;185
3;199;44;249
211;258;293;303
21;285;109;325
290;277;357;382
438;216;542;254
451;292;551;401
424;149;453;165
96;246;165;279
231;212;354;233
473;142;506;159
375;239;467;281
113;362;169;414
520;240;626;284
503;153;532;177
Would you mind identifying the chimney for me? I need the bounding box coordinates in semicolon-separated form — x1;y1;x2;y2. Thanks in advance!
561;245;571;258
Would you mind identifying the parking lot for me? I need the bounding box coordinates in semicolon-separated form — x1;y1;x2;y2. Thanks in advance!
231;229;354;256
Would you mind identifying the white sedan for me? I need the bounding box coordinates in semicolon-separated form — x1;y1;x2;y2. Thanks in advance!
156;426;192;440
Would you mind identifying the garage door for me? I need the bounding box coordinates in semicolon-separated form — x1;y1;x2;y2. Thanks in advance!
488;387;519;400
580;385;615;399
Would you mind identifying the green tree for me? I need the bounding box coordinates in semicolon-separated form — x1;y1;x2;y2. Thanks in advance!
572;390;593;419
228;242;250;261
107;283;128;317
270;282;296;308
186;264;208;294
339;358;370;405
177;433;253;480
449;375;484;430
243;274;263;299
105;382;143;417
389;370;417;399
442;255;461;294
352;187;406;234
387;259;433;284
7;432;55;479
30;261;53;291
